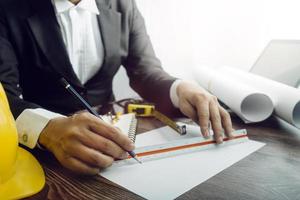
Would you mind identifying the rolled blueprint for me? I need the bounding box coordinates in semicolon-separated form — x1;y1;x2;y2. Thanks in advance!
194;67;274;123
219;66;300;128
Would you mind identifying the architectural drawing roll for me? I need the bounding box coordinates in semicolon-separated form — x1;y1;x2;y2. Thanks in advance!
219;66;300;128
194;66;274;123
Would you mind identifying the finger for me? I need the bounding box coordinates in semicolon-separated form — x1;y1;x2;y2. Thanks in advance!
209;100;223;144
87;114;135;151
68;143;114;169
179;100;198;122
192;97;210;137
79;130;127;159
219;106;234;138
61;156;100;175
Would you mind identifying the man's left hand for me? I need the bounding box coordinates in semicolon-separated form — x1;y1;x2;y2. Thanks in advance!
176;81;234;143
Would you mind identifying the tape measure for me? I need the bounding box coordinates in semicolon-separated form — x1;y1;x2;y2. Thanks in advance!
126;103;187;135
127;104;154;117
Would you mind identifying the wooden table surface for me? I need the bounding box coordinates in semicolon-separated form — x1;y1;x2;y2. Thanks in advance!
26;116;300;200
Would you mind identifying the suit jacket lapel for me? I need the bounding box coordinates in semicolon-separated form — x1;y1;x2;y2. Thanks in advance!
27;0;83;88
86;0;121;85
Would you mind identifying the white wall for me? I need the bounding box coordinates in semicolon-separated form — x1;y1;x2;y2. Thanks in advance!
113;0;300;99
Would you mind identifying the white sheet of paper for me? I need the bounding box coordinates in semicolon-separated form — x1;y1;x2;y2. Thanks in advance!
100;126;265;200
135;123;204;148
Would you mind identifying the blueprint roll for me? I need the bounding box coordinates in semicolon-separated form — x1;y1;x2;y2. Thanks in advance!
219;66;300;128
194;66;274;123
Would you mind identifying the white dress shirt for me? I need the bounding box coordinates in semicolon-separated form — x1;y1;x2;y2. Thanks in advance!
16;0;181;149
55;0;104;84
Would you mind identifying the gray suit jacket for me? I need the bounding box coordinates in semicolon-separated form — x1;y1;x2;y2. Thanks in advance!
0;0;179;117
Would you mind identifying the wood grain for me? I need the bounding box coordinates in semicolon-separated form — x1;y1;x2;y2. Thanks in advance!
25;116;300;200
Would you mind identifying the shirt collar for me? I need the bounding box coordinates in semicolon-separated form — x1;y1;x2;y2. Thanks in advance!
53;0;100;15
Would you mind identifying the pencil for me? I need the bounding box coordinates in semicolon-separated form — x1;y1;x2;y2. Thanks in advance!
60;78;142;164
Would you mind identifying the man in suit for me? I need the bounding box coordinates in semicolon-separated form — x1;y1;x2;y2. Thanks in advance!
0;0;233;174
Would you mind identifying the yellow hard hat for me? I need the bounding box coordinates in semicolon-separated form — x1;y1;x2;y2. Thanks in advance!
0;83;45;199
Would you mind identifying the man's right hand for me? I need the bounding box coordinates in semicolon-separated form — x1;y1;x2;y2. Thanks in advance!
38;112;135;175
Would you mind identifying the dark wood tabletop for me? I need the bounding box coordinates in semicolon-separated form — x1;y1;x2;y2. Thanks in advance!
26;116;300;200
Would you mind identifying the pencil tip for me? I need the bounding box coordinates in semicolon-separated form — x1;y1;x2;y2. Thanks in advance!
134;156;142;164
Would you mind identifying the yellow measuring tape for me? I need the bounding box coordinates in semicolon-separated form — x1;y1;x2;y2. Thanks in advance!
126;104;186;135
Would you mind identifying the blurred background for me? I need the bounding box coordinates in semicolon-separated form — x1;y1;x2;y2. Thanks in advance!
113;0;300;99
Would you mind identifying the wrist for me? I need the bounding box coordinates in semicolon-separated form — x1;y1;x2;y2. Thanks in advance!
38;121;52;151
38;117;62;151
176;81;188;99
177;80;199;96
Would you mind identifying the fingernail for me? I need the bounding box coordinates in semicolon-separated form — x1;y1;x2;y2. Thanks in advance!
227;129;234;139
128;142;135;150
204;131;210;138
206;129;210;135
202;129;209;138
217;136;223;144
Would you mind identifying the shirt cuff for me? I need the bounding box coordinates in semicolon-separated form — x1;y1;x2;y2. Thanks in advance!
169;80;182;108
16;108;65;149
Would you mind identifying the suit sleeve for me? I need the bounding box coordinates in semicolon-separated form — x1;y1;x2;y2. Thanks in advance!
0;5;41;119
122;0;180;115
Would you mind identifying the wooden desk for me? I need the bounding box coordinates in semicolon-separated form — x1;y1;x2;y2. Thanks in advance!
26;117;300;200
